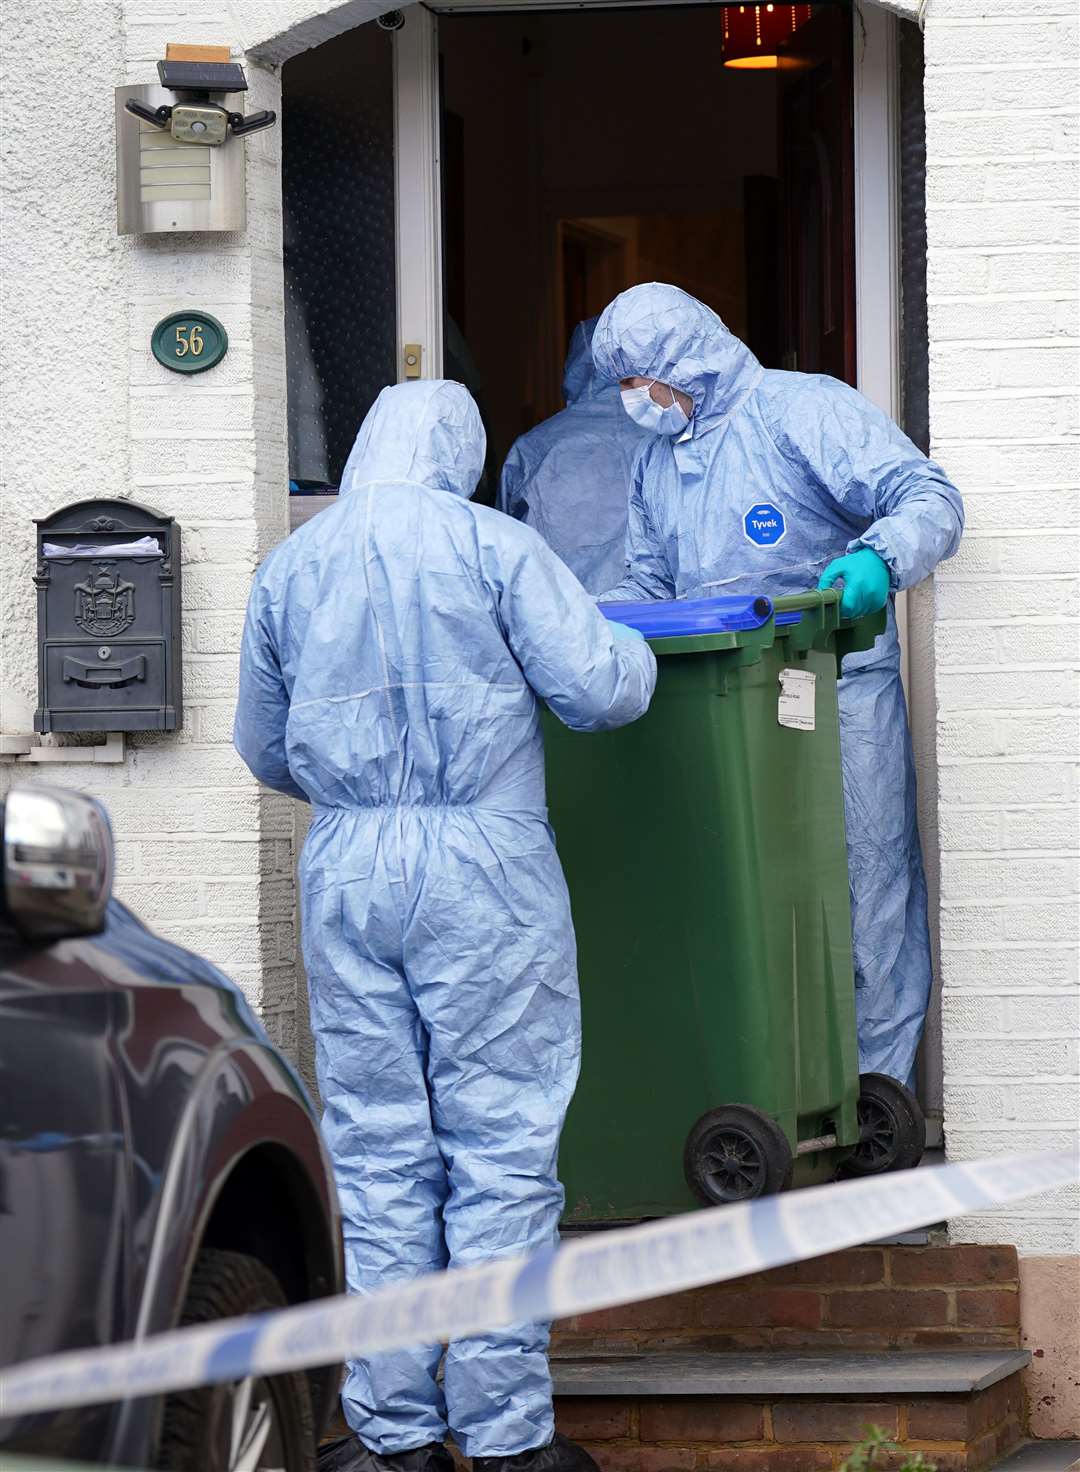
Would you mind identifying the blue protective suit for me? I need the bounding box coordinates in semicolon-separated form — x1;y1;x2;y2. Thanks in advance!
497;317;648;594
592;284;964;1086
234;380;655;1458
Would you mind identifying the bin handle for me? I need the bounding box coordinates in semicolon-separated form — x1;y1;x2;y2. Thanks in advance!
771;589;840;614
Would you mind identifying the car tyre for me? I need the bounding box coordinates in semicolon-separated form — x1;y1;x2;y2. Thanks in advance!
156;1247;315;1472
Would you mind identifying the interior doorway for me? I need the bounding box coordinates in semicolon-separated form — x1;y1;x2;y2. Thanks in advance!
438;0;855;498
281;1;857;499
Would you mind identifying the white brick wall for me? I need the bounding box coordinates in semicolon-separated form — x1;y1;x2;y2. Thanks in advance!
924;2;1080;1254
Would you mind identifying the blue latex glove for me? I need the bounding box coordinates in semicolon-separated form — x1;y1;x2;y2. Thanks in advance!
608;619;645;643
818;547;891;619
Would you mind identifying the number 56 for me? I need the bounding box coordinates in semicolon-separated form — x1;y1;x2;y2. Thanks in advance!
174;324;205;358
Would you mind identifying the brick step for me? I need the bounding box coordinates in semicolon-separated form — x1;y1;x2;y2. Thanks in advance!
552;1348;1031;1396
551;1348;1029;1472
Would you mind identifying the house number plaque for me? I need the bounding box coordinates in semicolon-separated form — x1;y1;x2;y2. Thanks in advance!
151;310;229;374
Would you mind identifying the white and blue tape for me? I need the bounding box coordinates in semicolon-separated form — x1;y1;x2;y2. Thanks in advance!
1;1150;1075;1418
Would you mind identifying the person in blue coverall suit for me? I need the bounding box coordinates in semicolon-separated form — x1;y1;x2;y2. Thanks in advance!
590;283;964;1089
234;379;656;1472
497;316;647;593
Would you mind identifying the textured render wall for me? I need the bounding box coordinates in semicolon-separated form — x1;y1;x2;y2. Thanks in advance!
0;1;298;1054
0;0;415;1053
922;1;1080;1255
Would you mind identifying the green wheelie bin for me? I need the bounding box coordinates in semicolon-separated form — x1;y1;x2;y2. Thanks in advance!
545;588;922;1223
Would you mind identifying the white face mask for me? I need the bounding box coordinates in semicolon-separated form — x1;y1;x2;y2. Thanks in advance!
620;380;690;437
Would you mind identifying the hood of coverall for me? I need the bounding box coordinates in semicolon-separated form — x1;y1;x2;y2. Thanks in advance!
561;316;606;407
591;282;764;438
340;379;486;499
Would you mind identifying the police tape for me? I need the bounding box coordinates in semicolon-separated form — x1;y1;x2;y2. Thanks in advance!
1;1150;1076;1418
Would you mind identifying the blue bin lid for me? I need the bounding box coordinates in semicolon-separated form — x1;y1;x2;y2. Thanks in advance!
598;594;779;638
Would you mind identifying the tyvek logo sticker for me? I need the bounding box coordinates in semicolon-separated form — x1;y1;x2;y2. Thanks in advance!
743;502;786;547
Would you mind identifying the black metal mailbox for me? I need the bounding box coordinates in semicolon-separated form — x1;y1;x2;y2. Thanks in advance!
35;499;182;734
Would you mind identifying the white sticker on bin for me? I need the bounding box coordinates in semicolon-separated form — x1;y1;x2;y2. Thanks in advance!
0;1150;1076;1419
778;667;816;731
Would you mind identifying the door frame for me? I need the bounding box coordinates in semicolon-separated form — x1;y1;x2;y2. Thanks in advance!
852;5;912;687
394;5;444;381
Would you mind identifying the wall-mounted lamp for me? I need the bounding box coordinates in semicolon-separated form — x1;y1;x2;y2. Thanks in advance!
116;43;277;235
721;4;814;69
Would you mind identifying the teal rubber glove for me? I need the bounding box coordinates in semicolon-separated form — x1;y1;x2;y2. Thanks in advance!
608;619;645;643
818;547;891;619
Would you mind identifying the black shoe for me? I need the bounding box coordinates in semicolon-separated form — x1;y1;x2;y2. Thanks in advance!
318;1434;455;1472
473;1433;600;1472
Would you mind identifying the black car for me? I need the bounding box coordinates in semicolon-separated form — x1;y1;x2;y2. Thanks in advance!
0;783;344;1470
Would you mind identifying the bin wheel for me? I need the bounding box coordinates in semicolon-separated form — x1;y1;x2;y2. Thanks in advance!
841;1072;926;1178
684;1105;794;1206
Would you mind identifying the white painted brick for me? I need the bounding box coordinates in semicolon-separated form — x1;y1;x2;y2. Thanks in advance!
197;613;248;654
941;994;1005;1034
951;1217;1079;1255
130;838;268;879
939;762;1074;805
998;621;1079;663
1006;995;1080;1037
184;656;242;703
941;904;1007;944
937;714;1004;760
182;524;260;566
962;490;1079;535
936;538;1001;578
183;563;257;612
946;1038;1072;1077
941;1083;1008;1124
927;160;1080;208
986;251;1080;296
927;253;990;297
935;621;1000;668
933;0;1080;22
114;879;203;922
937;668;1077;710
940;947;1077;988
936;579;1078;620
932;346;1080;395
196;702;242;745
1001;901;1080;943
104;788;260;835
948;1128;1079;1156
926;111;1079;161
937;443;1079;490
130;345;255;392
153;921;265;967
927;295;1078;339
937;807;1003;850
130;390;256;439
134;484;257;522
998;537;1080;577
1008;1083;1080;1121
996;714;1080;759
931;392;1077;442
1003;807;1080;850
927;204;1080;253
925;19;1079;70
941;856;1076;901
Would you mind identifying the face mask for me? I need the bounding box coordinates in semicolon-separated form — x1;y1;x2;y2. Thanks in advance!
620;381;690;437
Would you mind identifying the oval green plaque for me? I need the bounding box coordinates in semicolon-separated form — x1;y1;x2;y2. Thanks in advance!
151;310;228;374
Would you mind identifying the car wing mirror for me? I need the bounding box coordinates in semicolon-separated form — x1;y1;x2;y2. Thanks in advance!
2;785;114;942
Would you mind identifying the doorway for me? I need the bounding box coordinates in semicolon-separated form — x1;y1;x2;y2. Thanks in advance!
281;1;858;497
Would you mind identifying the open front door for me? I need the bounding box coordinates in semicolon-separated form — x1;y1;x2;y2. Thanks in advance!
282;8;443;492
779;3;856;384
